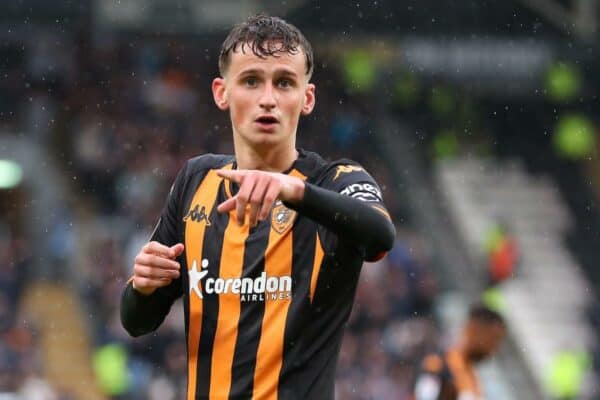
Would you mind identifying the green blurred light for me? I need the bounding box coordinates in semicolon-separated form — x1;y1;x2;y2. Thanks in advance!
93;343;130;396
482;287;506;313
553;114;596;160
545;62;582;102
483;224;505;253
429;86;455;118
393;71;420;107
545;351;590;397
343;50;376;93
432;130;459;159
0;160;23;189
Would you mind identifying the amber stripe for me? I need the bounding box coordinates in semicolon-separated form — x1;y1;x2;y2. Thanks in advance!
209;194;249;398
309;233;325;304
185;167;228;400
252;169;306;400
371;204;392;220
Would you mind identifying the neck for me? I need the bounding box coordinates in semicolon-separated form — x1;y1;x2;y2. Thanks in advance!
234;141;298;172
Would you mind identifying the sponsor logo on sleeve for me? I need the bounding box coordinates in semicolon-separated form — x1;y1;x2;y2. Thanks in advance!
340;182;383;202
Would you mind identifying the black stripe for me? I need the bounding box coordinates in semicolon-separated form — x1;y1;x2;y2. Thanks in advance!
277;217;317;396
194;182;229;398
228;223;270;398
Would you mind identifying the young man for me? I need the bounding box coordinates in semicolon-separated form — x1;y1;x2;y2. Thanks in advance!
413;305;507;400
120;15;395;400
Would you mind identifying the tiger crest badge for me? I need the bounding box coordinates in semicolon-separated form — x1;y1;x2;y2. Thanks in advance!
271;201;297;235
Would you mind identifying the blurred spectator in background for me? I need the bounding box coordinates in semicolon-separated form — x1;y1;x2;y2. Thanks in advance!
413;304;506;400
483;221;520;286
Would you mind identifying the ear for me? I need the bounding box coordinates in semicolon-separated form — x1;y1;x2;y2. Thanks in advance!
301;83;316;116
212;77;229;110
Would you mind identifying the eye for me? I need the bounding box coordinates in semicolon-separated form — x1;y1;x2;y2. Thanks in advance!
244;76;258;87
277;78;293;88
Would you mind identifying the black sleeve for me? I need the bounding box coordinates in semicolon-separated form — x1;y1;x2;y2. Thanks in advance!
120;281;180;337
120;162;188;337
285;162;395;261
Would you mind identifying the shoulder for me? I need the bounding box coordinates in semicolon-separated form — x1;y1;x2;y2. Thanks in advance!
295;149;366;183
183;153;235;178
320;158;367;181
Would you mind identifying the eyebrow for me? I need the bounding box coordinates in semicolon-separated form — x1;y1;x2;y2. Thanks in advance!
237;68;299;78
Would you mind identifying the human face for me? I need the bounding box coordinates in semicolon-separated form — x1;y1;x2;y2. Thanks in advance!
212;43;315;150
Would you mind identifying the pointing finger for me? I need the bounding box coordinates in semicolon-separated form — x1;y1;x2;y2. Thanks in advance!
217;169;244;183
248;176;268;227
259;183;281;221
235;173;257;226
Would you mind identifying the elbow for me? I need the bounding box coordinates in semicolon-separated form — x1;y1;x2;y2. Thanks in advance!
120;303;153;338
124;326;148;338
120;314;151;338
380;220;396;252
365;220;396;262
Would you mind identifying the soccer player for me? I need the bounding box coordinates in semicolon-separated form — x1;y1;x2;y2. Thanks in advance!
120;14;395;399
413;305;507;400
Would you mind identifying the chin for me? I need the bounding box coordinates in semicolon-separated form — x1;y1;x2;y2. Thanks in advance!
243;130;285;146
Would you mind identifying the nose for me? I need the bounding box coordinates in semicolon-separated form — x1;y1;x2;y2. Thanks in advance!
259;82;276;110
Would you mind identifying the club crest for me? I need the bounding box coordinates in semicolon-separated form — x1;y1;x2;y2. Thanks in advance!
271;202;297;234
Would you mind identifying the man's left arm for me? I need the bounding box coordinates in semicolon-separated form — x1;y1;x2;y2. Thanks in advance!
285;163;395;261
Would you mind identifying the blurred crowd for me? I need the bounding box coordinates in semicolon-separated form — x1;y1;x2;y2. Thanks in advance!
0;232;62;399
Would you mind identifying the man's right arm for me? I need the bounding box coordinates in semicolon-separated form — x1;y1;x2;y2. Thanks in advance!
120;163;188;337
120;241;184;337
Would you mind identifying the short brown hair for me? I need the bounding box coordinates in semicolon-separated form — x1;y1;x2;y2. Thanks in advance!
218;14;314;78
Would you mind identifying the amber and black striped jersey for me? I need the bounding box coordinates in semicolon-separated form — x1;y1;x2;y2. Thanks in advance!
413;350;483;400
121;148;395;400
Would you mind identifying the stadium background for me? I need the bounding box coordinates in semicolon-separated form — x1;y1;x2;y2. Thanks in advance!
0;1;599;399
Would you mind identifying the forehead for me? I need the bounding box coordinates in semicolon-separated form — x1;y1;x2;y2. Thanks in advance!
227;44;306;76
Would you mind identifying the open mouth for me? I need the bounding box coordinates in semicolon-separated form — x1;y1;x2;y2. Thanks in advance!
255;116;278;124
254;115;279;131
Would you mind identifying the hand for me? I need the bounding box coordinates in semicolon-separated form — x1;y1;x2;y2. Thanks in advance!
132;241;184;296
216;169;305;227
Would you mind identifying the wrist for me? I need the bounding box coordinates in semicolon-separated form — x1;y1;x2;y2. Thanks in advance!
132;281;156;296
286;179;305;205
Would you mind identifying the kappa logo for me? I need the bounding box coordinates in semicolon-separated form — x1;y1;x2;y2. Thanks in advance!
271;201;296;235
333;165;364;180
183;204;211;226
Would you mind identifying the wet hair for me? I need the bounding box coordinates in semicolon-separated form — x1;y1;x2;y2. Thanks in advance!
468;304;506;327
218;14;314;78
